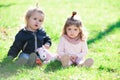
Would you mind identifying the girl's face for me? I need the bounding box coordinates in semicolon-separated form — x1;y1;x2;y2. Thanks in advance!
27;11;44;32
66;25;80;39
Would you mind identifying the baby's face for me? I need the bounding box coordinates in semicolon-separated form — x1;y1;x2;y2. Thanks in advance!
27;11;44;32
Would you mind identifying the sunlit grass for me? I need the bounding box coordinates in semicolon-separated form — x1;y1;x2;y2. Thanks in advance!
0;0;120;80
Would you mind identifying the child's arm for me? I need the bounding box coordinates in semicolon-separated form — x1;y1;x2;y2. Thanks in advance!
57;37;65;56
43;36;51;47
76;41;88;58
44;42;51;49
42;29;52;49
7;33;24;59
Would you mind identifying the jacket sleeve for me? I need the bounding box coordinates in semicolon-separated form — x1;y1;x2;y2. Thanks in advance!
42;29;52;46
76;40;88;58
43;34;52;46
7;32;24;59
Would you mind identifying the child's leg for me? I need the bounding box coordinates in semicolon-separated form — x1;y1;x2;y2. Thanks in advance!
83;58;94;67
27;53;37;67
77;58;94;67
76;57;85;66
15;53;29;66
18;53;30;59
60;54;71;68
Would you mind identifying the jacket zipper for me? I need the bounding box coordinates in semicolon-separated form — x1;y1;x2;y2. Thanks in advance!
33;32;37;52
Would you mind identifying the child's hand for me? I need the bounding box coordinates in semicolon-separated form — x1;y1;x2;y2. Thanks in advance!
44;44;50;49
70;55;78;62
57;55;61;60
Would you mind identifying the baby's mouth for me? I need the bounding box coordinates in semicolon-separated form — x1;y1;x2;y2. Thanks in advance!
35;24;38;27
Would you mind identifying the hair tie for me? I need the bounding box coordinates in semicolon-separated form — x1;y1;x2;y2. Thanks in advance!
71;11;77;19
36;2;39;8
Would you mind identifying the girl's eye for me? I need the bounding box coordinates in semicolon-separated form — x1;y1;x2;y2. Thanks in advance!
68;28;71;30
74;29;78;31
34;18;37;20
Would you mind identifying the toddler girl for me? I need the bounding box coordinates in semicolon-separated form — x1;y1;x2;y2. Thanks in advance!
57;11;94;68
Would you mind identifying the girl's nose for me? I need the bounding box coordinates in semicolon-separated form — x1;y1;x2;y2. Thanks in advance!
71;30;74;33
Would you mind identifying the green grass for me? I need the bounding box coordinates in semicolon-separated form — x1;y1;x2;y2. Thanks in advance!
0;0;120;80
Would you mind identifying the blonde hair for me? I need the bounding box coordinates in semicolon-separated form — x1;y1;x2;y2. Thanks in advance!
25;7;44;25
62;11;87;40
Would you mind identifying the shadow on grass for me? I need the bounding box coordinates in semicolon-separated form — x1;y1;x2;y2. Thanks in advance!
0;57;33;79
88;20;120;45
0;57;18;79
44;59;62;73
97;65;117;72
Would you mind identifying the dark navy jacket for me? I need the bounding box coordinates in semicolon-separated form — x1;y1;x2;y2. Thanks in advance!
7;28;52;58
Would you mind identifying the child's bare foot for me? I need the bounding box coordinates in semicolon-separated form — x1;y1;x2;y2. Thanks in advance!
78;58;94;67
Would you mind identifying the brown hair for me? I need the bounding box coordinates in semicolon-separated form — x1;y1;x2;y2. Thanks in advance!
62;11;86;40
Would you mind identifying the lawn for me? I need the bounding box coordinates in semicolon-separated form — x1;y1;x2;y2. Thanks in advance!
0;0;120;80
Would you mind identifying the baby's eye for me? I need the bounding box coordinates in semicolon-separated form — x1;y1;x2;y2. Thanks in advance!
39;19;43;22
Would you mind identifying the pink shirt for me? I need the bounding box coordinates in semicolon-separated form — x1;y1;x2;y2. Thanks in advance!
57;36;88;58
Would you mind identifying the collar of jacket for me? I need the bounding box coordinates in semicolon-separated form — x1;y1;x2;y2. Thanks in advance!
23;27;43;32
